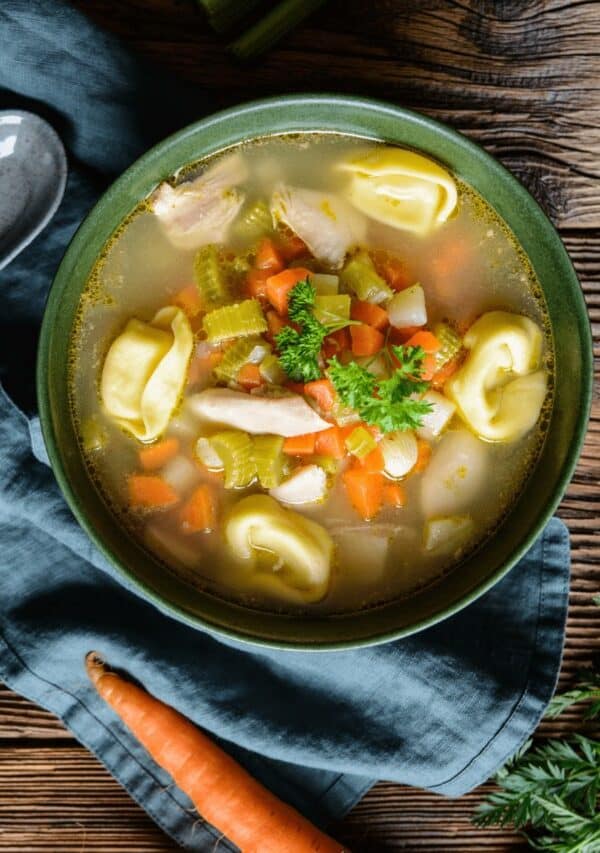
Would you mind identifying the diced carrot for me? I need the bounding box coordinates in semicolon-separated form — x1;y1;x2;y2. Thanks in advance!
383;482;406;508
304;379;336;412
255;238;284;273
179;484;217;533
138;438;180;471
266;309;286;343
246;268;271;300
322;327;351;360
389;325;423;345
187;350;223;387
127;475;179;510
357;445;384;474
315;426;346;459
373;252;412;291
431;356;462;389
350;324;385;357
266;267;312;315
342;468;383;521
350;300;389;331
285;380;306;395
236;362;263;390
278;232;308;261
413;438;432;473
172;284;203;318
404;330;441;353
283;433;317;456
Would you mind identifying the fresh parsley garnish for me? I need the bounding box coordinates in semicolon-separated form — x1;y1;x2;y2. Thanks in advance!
328;345;433;433
275;279;352;382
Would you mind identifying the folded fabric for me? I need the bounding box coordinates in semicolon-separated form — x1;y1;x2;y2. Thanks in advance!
0;2;570;850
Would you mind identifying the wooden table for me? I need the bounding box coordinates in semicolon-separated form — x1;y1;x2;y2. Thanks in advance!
1;1;599;849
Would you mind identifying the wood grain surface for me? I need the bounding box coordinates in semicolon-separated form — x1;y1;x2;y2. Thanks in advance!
1;0;599;850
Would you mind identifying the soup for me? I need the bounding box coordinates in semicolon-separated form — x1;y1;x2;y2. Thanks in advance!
70;133;552;614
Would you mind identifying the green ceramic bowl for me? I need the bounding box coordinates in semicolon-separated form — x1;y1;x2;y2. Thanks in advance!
37;95;593;650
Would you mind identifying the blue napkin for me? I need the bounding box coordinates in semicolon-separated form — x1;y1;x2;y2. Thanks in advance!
0;2;570;850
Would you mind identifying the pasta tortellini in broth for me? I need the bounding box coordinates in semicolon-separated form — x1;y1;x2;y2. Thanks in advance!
339;147;458;236
100;306;193;442
446;311;548;442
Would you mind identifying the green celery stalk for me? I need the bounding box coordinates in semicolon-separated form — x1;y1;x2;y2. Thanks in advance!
229;0;328;61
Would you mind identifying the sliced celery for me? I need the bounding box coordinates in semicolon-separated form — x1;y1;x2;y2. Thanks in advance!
313;294;351;325
340;251;393;304
311;454;340;476
203;299;268;342
311;273;339;296
214;336;270;383
433;322;463;369
233;198;273;243
259;353;287;385
80;417;107;453
210;430;256;488
253;434;285;488
345;425;377;459
194;244;229;308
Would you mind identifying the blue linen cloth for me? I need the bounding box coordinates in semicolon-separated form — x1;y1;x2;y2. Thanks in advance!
0;2;570;849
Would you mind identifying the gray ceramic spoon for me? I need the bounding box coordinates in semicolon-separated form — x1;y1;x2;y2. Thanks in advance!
0;110;67;271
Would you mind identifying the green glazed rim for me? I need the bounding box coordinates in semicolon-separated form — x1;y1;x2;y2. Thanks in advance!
37;95;593;651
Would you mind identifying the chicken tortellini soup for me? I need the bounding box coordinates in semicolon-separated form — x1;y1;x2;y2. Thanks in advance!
70;134;552;613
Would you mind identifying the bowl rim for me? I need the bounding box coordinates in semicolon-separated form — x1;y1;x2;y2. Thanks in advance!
37;93;593;651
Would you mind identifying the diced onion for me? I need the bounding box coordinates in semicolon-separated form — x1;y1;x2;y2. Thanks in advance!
270;465;328;505
380;430;418;479
195;436;224;470
388;284;427;328
416;391;456;440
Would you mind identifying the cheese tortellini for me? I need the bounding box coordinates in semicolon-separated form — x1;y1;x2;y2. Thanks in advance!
446;311;548;443
100;306;193;442
225;495;333;603
339;146;458;236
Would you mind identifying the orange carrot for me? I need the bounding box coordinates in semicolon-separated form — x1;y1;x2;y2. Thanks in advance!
388;325;423;345
314;426;346;459
255;237;284;273
322;327;351;360
86;654;344;853
127;475;179;510
342;468;383;521
283;433;317;456
404;330;441;354
266;267;312;315
431;356;462;389
413;438;432;473
180;484;217;533
138;438;180;471
172;284;203;317
350;300;389;331
246;268;271;300
373;251;411;291
278;231;307;261
350;324;385;357
285;380;306;395
356;445;384;474
237;362;264;390
383;482;406;508
304;379;336;412
266;309;286;343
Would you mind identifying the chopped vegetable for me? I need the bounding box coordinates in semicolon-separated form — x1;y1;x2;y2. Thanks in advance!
193;244;229;307
259;353;287;385
180;484;217;533
237;362;264;390
357;445;385;474
373;251;411;291
339;251;393;304
416;390;456;440
209;430;256;488
311;454;340;475
266;309;286;342
232;198;273;242
195;436;224;470
402;330;440;380
245;267;271;299
203;299;267;342
228;0;330;63
350;300;389;331
423;515;474;554
388;284;427;329
283;432;317;456
314;425;347;459
322;327;351;360
266;267;312;315
252;434;285;488
413;437;432;473
311;273;339;295
433;322;462;370
171;283;203;318
127;474;179;510
313;294;351;325
214;336;270;383
270;465;328;505
81;417;107;454
86;653;342;853
277;231;308;261
139;438;180;471
383;482;406;507
380;430;418;479
349;323;385;357
255;237;284;272
343;468;384;520
345;425;377;459
304;378;336;412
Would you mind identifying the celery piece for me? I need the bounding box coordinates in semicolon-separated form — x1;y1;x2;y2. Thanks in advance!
198;0;265;34
233;198;273;243
311;454;340;476
253;434;285;489
345;425;377;459
433;322;463;369
214;336;271;383
259;353;287;385
81;417;107;453
311;273;339;296
203;299;268;342
313;294;351;325
340;251;393;304
210;430;256;488
229;0;328;62
194;244;229;308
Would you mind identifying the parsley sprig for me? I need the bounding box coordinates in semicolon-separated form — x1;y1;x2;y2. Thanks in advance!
328;346;433;433
275;278;353;383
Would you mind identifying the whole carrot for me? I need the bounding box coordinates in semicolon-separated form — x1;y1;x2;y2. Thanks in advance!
86;653;346;853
